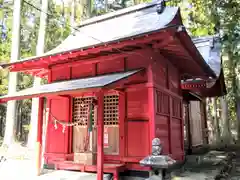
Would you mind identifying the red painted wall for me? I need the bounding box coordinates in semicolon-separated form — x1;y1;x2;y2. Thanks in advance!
150;52;184;161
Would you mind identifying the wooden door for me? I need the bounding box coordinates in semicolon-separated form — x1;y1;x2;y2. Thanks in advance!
72;95;119;155
189;101;203;147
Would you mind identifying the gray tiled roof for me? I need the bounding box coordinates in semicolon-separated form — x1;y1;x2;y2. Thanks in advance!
193;36;221;77
3;2;179;65
1;2;221;78
47;5;179;55
0;69;141;101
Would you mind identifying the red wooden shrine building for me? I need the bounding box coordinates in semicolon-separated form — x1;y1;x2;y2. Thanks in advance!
0;2;226;180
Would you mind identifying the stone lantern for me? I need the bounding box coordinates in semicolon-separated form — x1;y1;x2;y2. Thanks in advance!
140;138;177;180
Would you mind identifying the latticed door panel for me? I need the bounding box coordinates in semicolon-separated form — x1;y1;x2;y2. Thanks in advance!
103;95;119;155
72;96;96;153
104;95;119;125
73;97;96;126
72;94;119;155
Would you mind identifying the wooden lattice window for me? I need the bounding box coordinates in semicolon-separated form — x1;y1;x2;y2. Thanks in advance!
172;97;181;118
73;95;119;126
104;95;119;125
156;91;169;115
73;97;96;126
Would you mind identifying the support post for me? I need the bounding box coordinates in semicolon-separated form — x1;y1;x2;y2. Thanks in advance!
36;97;44;176
169;97;172;154
97;91;104;180
148;87;156;148
147;64;156;151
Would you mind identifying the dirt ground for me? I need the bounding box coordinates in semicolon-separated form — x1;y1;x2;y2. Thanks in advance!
0;144;239;180
171;151;230;180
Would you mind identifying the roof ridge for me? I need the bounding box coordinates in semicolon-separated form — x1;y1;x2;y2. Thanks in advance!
76;2;158;28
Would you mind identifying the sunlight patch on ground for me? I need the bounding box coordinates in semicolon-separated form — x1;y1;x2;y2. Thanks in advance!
0;143;37;179
0;159;36;179
0;143;35;160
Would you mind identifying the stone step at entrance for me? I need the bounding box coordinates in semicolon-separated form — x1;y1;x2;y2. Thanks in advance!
36;170;112;180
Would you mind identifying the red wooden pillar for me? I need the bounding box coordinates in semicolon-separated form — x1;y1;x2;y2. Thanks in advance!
147;64;156;150
36;97;44;175
44;70;52;162
148;87;156;144
169;98;173;155
167;65;172;155
97;90;104;180
119;91;126;159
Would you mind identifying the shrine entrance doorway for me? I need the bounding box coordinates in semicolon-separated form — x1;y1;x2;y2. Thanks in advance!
72;94;120;164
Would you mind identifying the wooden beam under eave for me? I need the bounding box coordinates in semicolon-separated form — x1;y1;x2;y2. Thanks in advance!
176;32;216;78
97;90;104;180
50;47;149;70
152;35;175;49
50;52;127;69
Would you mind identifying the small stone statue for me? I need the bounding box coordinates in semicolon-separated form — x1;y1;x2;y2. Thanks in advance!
152;138;162;156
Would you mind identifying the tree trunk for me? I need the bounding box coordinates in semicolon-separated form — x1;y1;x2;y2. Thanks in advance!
28;0;48;149
79;0;92;20
206;98;214;144
70;0;76;32
16;101;21;141
220;96;232;143
236;98;240;142
105;0;108;12
227;50;240;142
3;0;21;146
212;97;220;144
0;115;2;137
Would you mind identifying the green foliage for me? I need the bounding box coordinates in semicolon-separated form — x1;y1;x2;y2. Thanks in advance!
45;0;71;52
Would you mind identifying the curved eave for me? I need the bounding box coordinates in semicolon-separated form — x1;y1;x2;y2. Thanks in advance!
181;68;227;97
198;69;227;97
